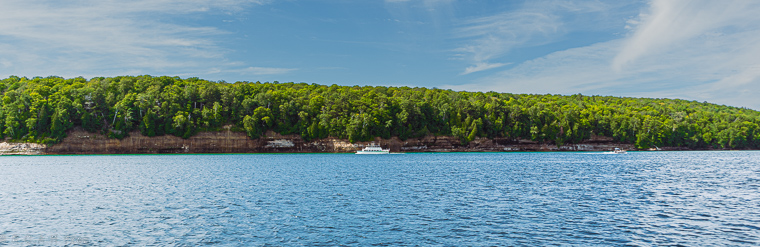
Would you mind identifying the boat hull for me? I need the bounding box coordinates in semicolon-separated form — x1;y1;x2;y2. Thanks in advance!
356;151;390;154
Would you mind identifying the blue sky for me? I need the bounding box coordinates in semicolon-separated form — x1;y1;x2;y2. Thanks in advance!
2;0;760;109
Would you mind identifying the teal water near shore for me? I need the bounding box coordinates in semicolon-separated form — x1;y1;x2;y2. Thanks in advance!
1;152;759;245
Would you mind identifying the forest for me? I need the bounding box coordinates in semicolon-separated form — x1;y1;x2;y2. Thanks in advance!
2;75;760;149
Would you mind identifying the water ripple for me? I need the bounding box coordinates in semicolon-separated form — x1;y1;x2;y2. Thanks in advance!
1;152;759;245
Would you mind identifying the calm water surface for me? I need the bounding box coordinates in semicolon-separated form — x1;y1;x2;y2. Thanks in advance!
1;151;759;246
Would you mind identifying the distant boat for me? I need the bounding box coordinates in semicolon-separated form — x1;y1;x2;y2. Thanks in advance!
613;148;627;154
356;143;390;154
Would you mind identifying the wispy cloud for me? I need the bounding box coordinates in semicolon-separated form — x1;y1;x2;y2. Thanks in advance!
452;0;627;75
613;0;760;71
384;0;456;31
446;40;621;94
461;62;510;75
0;0;273;79
448;0;760;109
454;11;560;63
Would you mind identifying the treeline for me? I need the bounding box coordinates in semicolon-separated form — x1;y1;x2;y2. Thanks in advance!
2;75;760;149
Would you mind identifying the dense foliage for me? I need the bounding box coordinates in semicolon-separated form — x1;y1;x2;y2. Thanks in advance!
2;75;760;149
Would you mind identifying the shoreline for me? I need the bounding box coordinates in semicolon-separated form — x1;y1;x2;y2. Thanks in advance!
4;150;755;156
0;129;744;155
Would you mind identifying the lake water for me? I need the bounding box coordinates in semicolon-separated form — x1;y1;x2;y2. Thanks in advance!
1;151;759;246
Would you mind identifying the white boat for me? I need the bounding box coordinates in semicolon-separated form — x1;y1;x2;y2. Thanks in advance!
356;143;390;154
613;148;627;154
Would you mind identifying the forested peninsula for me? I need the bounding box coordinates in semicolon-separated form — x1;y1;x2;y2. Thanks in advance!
2;75;760;154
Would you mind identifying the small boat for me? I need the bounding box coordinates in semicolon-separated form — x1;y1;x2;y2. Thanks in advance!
613;148;627;154
356;142;390;154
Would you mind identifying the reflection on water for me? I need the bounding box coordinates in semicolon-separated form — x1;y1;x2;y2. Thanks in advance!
1;151;759;245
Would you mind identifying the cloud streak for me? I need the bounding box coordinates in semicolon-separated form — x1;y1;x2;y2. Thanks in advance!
448;0;760;109
457;12;560;56
461;62;510;75
0;0;277;79
452;0;630;75
453;9;561;73
613;0;760;71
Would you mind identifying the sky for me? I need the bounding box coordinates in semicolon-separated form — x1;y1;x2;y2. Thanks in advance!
2;0;760;109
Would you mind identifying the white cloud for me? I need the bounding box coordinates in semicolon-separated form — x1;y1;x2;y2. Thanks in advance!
454;9;561;68
452;0;629;76
0;0;273;79
446;41;620;94
447;0;760;109
613;0;760;71
461;62;509;75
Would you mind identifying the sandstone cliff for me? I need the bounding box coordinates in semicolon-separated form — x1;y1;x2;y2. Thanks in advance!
32;128;635;154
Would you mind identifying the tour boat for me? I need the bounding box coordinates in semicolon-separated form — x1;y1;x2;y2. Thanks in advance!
613;148;627;154
356;143;390;154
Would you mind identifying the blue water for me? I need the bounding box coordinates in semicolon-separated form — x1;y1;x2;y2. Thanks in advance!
1;152;759;246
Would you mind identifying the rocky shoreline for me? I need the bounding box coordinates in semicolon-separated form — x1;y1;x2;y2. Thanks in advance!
1;128;690;155
0;142;46;155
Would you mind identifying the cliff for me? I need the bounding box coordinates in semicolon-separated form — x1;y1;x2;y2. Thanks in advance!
0;142;46;155
6;128;633;154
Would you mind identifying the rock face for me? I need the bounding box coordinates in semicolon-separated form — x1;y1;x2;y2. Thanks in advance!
40;128;635;154
0;142;46;155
